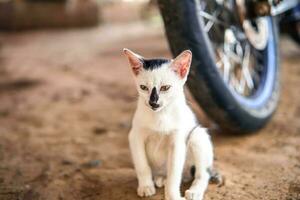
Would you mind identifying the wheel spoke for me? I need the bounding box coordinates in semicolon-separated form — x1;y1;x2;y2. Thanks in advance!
216;60;223;68
205;20;215;32
204;8;221;32
199;11;221;24
242;44;254;90
237;77;246;94
217;49;230;82
223;55;231;83
199;0;264;97
199;8;227;31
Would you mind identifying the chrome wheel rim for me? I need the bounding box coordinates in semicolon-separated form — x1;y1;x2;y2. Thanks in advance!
198;0;270;98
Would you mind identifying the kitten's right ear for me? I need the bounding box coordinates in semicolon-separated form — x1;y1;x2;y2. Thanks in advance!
123;48;143;76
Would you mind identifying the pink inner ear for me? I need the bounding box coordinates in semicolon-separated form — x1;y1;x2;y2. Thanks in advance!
123;48;142;75
173;53;191;79
179;67;188;78
128;57;141;75
132;66;140;75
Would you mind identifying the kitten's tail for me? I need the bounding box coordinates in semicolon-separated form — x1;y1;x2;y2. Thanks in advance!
190;166;225;187
207;167;225;187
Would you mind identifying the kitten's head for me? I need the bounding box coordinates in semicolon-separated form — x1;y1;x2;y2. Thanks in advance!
123;48;192;112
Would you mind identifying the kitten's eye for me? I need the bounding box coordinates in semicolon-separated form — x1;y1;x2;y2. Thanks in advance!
160;85;171;92
140;85;148;91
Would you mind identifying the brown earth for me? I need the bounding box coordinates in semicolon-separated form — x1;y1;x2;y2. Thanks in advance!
0;21;299;200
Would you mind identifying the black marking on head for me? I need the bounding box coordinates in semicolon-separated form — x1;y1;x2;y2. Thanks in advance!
141;58;170;71
149;87;159;103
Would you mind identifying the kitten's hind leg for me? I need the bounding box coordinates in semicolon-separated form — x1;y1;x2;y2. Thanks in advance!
185;128;213;200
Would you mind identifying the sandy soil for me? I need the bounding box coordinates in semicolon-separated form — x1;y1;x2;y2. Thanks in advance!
0;21;299;200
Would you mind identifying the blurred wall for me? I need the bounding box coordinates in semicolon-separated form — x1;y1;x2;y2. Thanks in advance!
0;0;99;30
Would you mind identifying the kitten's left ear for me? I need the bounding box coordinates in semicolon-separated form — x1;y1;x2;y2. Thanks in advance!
171;50;192;79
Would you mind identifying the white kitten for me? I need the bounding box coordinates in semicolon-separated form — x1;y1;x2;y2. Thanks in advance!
123;48;214;200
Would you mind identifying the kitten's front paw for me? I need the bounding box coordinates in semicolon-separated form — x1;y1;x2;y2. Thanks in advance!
185;189;203;200
166;197;186;200
137;184;156;197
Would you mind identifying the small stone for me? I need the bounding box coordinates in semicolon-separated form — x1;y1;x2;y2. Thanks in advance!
81;160;101;168
93;127;107;135
81;89;90;96
118;121;131;129
25;185;31;189
61;159;74;165
0;110;10;117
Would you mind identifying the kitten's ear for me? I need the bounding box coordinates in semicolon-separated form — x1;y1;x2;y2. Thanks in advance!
171;50;192;79
123;48;143;76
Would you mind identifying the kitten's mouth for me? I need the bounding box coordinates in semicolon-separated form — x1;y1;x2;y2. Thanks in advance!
151;106;159;111
149;102;161;111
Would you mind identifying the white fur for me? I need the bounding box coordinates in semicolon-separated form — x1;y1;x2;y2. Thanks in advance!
125;49;214;200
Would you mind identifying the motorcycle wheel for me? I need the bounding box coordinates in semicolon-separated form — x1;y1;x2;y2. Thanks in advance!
158;0;280;133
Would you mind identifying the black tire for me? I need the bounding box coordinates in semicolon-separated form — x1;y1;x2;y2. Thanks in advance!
289;21;300;45
279;4;300;45
158;0;280;133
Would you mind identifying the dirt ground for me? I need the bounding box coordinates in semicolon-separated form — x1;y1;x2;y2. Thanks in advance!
0;20;300;200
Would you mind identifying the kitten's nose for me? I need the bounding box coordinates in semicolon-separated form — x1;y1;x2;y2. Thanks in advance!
149;87;159;103
149;87;160;110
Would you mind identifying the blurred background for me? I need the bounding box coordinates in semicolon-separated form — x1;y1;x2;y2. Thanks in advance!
0;0;299;200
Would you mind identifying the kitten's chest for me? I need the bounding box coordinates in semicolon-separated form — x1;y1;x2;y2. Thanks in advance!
145;112;179;133
145;134;169;172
